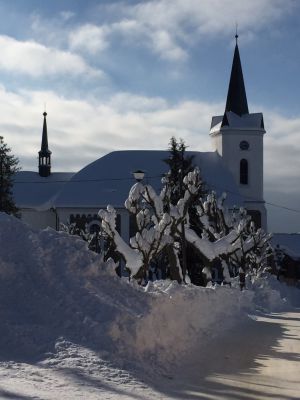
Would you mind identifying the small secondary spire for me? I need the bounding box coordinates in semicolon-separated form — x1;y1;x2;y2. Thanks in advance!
38;111;52;177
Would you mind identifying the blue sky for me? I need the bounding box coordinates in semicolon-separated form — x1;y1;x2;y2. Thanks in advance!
0;0;299;232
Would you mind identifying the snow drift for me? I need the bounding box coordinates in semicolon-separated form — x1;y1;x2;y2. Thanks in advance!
0;213;296;370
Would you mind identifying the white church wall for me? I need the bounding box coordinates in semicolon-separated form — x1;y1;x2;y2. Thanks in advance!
210;127;267;231
222;130;263;201
213;129;264;202
211;134;223;156
20;209;56;230
56;207;130;242
56;208;100;227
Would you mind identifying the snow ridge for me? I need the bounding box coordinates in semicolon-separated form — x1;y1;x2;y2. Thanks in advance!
0;213;296;374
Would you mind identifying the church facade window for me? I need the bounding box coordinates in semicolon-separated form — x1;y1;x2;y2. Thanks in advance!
240;159;248;184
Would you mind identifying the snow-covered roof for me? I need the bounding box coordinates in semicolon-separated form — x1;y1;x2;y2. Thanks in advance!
13;151;244;211
13;171;75;210
271;233;300;260
210;111;264;134
54;150;244;209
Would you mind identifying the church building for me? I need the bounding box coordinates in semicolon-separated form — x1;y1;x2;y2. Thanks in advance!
13;36;267;238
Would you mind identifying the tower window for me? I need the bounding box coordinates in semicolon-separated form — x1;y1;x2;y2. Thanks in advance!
240;140;249;150
240;159;248;184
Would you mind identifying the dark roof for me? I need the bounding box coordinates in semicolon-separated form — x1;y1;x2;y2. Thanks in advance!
225;43;249;116
39;112;51;156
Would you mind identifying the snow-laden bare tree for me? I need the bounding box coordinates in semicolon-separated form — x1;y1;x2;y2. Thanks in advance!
99;167;271;284
100;182;176;282
192;191;272;283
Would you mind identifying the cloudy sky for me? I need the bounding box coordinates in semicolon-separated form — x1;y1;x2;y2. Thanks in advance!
0;0;299;232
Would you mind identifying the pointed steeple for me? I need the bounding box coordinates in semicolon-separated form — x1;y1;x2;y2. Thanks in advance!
38;111;52;177
41;111;49;152
224;35;249;116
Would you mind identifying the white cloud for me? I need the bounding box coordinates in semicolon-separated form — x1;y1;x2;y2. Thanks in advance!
107;92;168;112
129;0;293;35
0;35;102;78
150;30;188;61
264;112;300;192
60;11;75;22
69;24;110;54
0;87;219;172
87;0;294;60
28;0;293;64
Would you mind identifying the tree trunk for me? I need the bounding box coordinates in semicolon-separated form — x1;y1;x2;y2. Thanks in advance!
166;245;182;283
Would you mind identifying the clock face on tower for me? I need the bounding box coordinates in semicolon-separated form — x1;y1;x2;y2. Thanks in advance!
240;140;250;150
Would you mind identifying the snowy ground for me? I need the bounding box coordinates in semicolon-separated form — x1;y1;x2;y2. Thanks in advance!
0;213;299;399
0;310;299;399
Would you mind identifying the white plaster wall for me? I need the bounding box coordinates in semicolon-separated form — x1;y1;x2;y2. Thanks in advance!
56;207;131;243
20;209;56;230
57;208;101;226
212;129;264;202
211;134;223;155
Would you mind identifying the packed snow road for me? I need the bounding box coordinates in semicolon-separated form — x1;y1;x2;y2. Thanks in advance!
169;310;300;400
0;309;299;399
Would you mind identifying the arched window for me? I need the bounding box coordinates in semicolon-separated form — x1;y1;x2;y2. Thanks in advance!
88;221;101;234
240;159;248;184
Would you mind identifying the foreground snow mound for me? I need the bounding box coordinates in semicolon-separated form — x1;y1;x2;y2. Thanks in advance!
0;213;148;361
0;214;296;371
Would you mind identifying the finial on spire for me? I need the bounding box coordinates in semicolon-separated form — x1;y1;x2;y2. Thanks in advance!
235;22;238;44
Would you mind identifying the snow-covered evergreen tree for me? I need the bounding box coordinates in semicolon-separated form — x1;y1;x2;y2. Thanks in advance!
163;137;195;206
163;137;208;283
0;136;19;215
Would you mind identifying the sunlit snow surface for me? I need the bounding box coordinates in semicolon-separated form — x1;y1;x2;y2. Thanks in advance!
14;150;243;209
0;213;299;399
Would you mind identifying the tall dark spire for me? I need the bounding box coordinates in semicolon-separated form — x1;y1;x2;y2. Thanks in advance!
38;111;52;177
41;111;49;152
224;35;249;116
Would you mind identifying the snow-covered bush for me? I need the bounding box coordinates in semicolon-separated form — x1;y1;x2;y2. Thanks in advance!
60;222;111;257
99;167;271;284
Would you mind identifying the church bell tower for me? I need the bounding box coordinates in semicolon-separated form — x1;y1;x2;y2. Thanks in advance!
210;35;267;229
38;111;52;177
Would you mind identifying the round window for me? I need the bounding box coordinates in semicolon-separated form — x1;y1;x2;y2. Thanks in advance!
240;140;249;150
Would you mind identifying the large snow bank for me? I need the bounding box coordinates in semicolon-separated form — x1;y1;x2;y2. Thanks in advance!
0;213;297;371
110;281;253;368
0;212;147;361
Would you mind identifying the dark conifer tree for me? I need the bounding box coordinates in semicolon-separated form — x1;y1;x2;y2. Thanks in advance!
164;136;194;205
163;137;210;284
163;138;198;282
0;136;19;215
